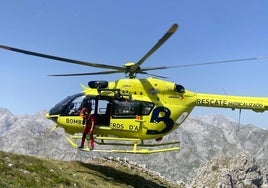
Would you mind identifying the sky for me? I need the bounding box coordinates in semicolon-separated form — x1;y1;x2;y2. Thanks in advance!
1;1;268;128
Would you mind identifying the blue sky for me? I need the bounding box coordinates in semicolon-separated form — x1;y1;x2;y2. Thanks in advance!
1;1;268;128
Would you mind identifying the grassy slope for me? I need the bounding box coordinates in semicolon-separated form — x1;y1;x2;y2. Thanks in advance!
0;151;180;188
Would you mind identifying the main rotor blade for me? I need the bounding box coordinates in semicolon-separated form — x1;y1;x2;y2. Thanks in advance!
140;56;268;71
139;71;167;78
132;24;178;72
46;55;268;77
49;70;123;77
0;45;124;71
168;56;268;68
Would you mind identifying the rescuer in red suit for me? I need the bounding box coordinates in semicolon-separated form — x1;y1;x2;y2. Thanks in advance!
79;98;95;150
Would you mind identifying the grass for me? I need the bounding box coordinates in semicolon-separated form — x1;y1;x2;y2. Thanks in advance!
0;151;181;188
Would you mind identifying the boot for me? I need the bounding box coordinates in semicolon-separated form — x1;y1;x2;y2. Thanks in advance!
79;134;86;148
89;138;94;150
79;141;85;149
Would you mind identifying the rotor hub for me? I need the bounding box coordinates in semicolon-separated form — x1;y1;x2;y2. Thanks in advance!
124;62;141;78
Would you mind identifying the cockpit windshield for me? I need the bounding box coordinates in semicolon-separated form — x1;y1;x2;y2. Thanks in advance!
49;93;85;115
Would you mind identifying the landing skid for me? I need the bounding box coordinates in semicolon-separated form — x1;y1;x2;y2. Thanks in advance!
65;135;180;154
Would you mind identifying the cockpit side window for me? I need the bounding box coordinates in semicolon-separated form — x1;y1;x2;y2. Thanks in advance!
96;100;110;115
62;95;86;116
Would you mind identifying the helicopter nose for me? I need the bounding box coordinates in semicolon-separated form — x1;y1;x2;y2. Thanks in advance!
46;113;59;123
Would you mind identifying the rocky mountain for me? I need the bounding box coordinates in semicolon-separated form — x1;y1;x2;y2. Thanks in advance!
160;115;268;183
0;108;17;135
0;109;85;161
0;107;268;186
190;152;267;187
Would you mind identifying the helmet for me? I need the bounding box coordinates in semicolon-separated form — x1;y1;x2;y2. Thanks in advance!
82;97;92;109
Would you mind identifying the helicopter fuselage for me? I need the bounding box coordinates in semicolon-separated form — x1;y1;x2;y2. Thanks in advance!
47;77;268;140
47;77;195;140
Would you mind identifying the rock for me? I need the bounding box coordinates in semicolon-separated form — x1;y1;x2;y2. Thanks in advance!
0;108;17;135
190;153;267;188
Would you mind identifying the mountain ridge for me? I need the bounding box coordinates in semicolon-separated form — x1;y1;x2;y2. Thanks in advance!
0;150;179;188
0;107;267;186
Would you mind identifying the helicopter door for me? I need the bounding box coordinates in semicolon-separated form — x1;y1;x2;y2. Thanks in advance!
94;99;111;126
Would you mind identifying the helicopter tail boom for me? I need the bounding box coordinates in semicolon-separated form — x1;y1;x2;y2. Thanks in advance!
195;93;268;112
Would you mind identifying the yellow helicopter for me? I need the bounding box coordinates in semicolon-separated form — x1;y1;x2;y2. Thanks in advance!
1;23;268;154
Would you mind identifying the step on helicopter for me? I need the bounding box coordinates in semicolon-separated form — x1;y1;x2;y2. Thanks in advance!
1;24;268;154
